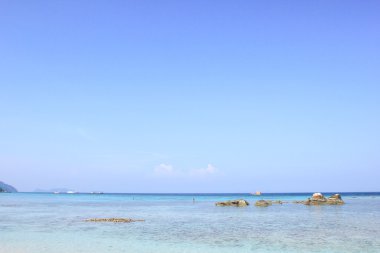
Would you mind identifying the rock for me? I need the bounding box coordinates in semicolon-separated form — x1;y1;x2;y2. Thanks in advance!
303;193;327;205
255;200;272;207
215;199;249;207
328;193;342;200
312;193;325;200
85;218;145;223
326;194;345;205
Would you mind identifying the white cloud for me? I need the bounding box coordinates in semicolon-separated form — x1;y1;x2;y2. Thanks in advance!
154;163;176;176
153;163;218;178
189;164;218;176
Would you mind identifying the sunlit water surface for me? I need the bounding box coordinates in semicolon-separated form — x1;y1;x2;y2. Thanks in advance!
1;193;380;253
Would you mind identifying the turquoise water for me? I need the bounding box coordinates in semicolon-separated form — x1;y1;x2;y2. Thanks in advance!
1;193;380;253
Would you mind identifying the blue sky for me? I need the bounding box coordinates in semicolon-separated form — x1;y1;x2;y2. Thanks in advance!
0;0;379;192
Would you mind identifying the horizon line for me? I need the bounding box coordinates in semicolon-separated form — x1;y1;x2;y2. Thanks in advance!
17;191;380;194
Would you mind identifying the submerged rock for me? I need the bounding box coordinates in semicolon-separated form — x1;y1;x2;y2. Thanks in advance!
215;199;249;207
85;218;145;223
255;200;272;207
268;200;283;204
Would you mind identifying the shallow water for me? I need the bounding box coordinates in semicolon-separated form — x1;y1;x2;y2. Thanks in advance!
1;193;380;253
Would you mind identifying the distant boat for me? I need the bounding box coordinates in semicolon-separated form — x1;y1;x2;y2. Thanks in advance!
251;191;262;196
91;192;104;194
66;191;76;194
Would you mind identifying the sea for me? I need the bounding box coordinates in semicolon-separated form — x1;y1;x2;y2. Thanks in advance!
1;192;380;253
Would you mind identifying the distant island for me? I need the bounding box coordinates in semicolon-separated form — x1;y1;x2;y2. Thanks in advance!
34;188;103;194
0;181;18;193
34;188;75;193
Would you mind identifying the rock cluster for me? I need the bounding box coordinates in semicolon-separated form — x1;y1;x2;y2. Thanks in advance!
85;218;145;223
215;199;249;207
294;193;345;205
215;193;344;208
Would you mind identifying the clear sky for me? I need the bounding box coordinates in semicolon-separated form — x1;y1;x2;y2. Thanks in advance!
0;0;379;193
